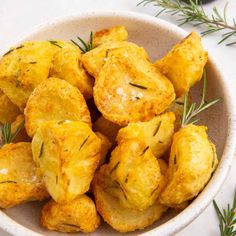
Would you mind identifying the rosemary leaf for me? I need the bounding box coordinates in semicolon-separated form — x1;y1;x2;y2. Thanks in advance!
71;32;94;53
129;82;148;90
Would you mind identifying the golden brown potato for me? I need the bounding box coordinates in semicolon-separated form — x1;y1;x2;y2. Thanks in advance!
93;164;168;233
94;46;175;125
49;41;94;99
32;120;101;203
155;32;208;97
93;116;121;144
0;41;55;110
0;89;21;124
81;41;148;78
93;26;128;47
105;139;165;211
25;77;91;137
41;195;100;233
95;132;112;166
11;114;31;143
160;124;218;207
0;142;49;208
117;112;176;158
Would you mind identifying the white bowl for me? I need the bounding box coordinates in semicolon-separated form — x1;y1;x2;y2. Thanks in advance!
1;11;236;236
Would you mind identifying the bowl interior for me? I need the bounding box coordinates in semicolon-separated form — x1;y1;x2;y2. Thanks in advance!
1;12;230;236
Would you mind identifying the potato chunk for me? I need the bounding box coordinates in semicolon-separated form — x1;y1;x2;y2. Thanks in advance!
105;139;165;211
25;77;91;137
117;112;176;158
94;46;175;125
93;26;128;47
0;89;21;124
41;195;100;233
81;41;148;78
32;120;101;203
160;124;218;207
0;41;54;110
0;142;49;208
49;41;93;99
93;164;168;233
155;32;208;97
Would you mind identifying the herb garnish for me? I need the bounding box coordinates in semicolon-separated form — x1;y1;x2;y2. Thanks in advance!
49;40;62;48
71;32;93;53
141;146;149;155
153;121;162;136
129;82;147;90
79;135;90;150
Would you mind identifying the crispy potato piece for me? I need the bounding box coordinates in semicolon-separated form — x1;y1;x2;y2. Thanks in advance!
32;120;101;203
93;165;168;233
95;132;112;166
0;41;54;110
106;139;165;211
49;41;93;99
94;46;175;125
81;41;148;78
0;142;49;208
93;26;128;47
160;124;218;207
155;32;208;97
117;112;176;158
41;195;100;233
93;116;121;144
0;89;21;124
25;77;91;137
11;114;31;143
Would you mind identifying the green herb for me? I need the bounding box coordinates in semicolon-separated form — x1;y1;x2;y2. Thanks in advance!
110;161;120;174
181;69;221;126
174;155;177;164
138;0;236;46
1;121;24;146
153;121;162;136
71;32;93;53
79;135;90;150
176;101;184;105
49;40;62;48
2;45;24;57
213;189;236;236
29;61;37;64
0;180;17;184
39;142;44;158
129;82;147;90
125;173;129;183
141;146;149;155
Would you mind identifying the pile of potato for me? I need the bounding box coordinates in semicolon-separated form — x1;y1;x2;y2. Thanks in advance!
0;26;218;233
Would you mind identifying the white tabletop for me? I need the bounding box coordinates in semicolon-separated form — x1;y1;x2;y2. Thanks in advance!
0;0;236;235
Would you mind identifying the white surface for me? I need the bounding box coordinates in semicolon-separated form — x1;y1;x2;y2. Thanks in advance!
0;0;235;235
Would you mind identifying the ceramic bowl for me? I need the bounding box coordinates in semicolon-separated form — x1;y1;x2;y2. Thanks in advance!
0;11;235;236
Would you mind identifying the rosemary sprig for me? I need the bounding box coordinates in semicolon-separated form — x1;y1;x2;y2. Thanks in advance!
181;69;221;126
71;32;93;53
138;0;236;45
1;121;24;146
48;40;62;48
213;189;236;236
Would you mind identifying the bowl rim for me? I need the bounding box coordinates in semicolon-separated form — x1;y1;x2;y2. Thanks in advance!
0;10;236;236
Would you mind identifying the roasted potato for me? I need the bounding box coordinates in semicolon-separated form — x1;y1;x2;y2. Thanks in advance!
49;41;93;99
41;195;100;233
94;46;175;125
0;41;54;110
32;120;101;203
93;26;128;47
0;89;21;124
11;114;31;143
160;124;218;207
25;77;91;137
95;132;112;166
0;142;49;208
105;139;165;211
93;164;168;233
117;112;176;158
81;41;148;78
155;32;208;97
93;116;121;144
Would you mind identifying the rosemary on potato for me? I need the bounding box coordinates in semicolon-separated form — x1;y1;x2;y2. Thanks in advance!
71;32;93;53
48;40;62;48
129;82;148;90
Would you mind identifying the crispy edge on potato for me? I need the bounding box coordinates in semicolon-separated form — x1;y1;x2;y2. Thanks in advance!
0;142;48;208
93;26;128;47
160;124;218;207
0;41;55;111
116;112;176;158
25;77;91;137
155;32;208;97
32;120;101;203
41;195;100;233
49;41;94;99
93;164;168;233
